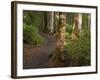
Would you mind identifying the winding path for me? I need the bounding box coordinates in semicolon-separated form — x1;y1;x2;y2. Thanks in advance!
23;32;57;69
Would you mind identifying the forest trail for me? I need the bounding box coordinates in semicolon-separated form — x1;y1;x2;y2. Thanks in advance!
23;32;57;69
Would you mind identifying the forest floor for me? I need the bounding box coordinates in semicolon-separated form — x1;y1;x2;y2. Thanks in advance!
23;32;57;69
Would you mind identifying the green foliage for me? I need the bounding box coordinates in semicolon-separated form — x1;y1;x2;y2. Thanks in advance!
65;24;73;40
23;24;44;46
66;24;73;34
23;10;45;46
64;29;91;66
66;13;75;25
64;13;91;66
23;10;45;31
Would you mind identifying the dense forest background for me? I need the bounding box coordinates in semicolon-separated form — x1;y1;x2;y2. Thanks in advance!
23;10;91;68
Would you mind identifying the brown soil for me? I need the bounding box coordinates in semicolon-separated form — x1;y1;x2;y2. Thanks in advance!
23;32;57;69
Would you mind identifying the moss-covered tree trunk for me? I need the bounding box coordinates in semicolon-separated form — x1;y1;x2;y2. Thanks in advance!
50;12;66;66
57;12;66;55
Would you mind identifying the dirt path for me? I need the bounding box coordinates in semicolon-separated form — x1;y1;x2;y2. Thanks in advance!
23;32;57;69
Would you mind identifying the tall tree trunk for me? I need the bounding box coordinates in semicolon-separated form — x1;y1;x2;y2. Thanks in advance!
77;13;82;34
46;12;54;34
88;14;91;31
72;13;82;40
50;12;66;66
57;12;66;53
54;12;59;35
43;12;47;32
42;12;46;32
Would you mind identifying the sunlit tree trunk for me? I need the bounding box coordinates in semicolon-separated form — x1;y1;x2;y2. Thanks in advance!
50;12;66;66
77;13;82;34
72;13;82;40
54;12;59;35
46;12;54;34
57;12;66;53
